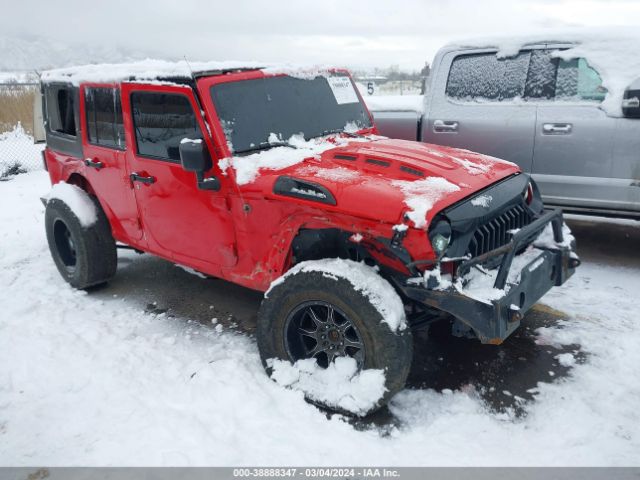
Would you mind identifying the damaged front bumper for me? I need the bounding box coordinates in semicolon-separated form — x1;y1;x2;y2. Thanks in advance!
395;209;580;344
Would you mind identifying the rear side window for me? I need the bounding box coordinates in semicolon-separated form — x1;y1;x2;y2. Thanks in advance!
446;51;531;102
130;92;202;162
85;87;125;149
45;85;77;137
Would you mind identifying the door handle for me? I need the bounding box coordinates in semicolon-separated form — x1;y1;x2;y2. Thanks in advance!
542;123;572;135
130;172;156;185
433;119;459;132
85;158;104;169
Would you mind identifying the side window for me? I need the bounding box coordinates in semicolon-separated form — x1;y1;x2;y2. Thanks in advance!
556;58;606;102
524;50;557;100
445;51;531;102
524;51;607;102
85;87;125;149
45;85;77;137
131;92;202;162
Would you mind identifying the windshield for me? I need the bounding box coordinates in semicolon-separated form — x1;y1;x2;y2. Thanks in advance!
210;73;372;154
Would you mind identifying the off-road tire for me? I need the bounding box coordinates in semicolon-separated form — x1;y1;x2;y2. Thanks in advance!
45;196;117;289
257;268;413;415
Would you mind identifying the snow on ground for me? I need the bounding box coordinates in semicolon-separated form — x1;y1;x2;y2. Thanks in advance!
0;124;44;175
269;357;386;417
1;171;639;466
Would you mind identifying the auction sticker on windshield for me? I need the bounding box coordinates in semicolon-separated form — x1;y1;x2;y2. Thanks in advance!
327;76;359;104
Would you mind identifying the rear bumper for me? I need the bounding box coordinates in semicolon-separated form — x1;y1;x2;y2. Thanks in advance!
396;209;579;344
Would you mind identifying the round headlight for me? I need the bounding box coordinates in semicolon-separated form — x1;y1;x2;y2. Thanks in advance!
429;220;452;258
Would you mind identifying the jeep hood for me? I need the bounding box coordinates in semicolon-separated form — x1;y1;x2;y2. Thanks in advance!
240;138;521;228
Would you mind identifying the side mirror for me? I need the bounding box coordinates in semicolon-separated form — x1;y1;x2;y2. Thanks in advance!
179;139;220;191
623;83;640;118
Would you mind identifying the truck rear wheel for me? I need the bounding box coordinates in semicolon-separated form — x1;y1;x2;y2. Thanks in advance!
257;260;413;415
45;196;117;289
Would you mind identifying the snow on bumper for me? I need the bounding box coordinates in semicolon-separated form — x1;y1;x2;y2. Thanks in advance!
400;209;580;344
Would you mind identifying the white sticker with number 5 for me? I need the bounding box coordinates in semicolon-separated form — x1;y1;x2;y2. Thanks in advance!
326;76;359;105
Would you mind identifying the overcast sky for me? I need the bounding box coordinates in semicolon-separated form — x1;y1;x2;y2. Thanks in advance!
2;0;640;71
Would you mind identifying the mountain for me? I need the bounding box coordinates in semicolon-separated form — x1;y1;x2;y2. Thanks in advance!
0;35;161;72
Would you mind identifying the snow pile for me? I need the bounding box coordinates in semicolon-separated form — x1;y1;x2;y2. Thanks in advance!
458;247;546;303
0;123;44;174
364;95;425;113
42;59;265;85
269;357;386;417
534;222;575;249
268;259;406;332
261;64;334;80
42;60;340;86
391;177;460;228
223;133;372;185
449;28;640;116
418;222;576;304
416;246;552;304
471;195;493;208
45;182;97;227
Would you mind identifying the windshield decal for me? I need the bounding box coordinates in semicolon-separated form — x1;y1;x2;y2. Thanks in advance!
326;76;359;105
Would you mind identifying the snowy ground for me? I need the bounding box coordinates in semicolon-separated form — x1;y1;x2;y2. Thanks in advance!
0;125;44;175
1;171;639;466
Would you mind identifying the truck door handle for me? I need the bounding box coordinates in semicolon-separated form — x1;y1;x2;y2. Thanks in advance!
542;123;572;135
85;158;104;169
433;120;459;132
130;172;156;185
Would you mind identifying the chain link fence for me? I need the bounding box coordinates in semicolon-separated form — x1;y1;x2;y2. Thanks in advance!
0;82;45;178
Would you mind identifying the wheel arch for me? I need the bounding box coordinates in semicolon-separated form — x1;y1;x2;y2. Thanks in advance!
62;172;122;239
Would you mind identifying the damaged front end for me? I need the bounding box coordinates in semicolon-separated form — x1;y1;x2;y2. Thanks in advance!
390;174;580;344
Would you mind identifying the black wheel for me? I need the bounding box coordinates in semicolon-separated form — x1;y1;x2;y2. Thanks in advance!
257;263;413;415
45;195;117;289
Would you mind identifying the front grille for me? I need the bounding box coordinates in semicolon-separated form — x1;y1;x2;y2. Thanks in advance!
466;204;532;258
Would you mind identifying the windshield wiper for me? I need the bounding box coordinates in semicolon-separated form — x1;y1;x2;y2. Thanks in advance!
235;141;298;155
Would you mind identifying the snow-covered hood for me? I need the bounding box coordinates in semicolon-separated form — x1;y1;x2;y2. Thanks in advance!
240;138;519;228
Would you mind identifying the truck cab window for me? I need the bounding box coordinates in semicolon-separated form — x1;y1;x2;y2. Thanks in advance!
446;51;531;102
555;58;606;102
45;86;77;137
85;87;125;149
130;92;202;162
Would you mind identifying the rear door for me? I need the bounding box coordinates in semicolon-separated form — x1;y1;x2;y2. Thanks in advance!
423;49;537;172
80;84;142;241
529;50;618;211
120;83;237;269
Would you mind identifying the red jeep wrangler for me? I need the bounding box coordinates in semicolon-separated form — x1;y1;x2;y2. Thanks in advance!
39;61;579;414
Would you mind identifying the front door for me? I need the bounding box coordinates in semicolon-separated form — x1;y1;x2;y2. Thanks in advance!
120;83;237;269
423;49;537;173
530;53;618;211
80;84;142;241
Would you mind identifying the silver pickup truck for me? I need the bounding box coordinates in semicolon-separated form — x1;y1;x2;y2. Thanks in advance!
373;41;640;218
